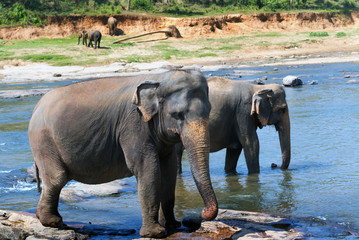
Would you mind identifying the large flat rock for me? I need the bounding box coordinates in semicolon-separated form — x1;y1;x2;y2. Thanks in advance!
0;209;305;239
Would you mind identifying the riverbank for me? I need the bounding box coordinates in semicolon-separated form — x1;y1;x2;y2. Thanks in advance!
1;11;359;69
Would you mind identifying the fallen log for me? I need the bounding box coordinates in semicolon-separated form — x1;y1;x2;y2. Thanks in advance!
113;25;182;44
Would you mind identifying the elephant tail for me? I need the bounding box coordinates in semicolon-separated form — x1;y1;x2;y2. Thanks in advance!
35;163;41;192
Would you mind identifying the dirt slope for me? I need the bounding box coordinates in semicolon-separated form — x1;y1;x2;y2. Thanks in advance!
1;11;359;40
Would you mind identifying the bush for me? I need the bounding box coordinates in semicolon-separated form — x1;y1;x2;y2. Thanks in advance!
131;0;153;11
336;32;346;37
309;32;329;37
0;3;44;26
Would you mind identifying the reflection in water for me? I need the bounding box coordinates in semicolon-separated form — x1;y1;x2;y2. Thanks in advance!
175;163;296;220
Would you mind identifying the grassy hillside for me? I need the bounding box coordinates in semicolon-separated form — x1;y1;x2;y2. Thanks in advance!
1;0;359;27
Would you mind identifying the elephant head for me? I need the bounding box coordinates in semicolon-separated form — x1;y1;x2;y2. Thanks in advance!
250;84;291;170
133;70;218;221
78;30;86;45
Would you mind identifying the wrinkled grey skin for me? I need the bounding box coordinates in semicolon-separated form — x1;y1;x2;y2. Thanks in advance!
28;70;218;238
177;77;291;174
108;16;118;36
83;30;102;49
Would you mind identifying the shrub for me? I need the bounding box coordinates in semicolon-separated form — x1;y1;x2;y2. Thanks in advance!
336;32;346;37
309;32;329;37
131;0;153;11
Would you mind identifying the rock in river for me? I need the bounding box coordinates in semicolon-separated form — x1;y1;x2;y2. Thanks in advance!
0;209;305;239
283;75;303;87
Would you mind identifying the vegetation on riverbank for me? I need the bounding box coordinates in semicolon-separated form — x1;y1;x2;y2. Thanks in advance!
1;27;358;67
1;0;359;27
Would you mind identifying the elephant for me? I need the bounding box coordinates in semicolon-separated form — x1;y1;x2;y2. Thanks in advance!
177;76;291;174
83;30;102;49
28;69;218;238
108;16;118;36
77;30;87;45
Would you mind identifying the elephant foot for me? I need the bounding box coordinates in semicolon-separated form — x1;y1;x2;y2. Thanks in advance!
140;223;167;238
160;219;181;230
36;208;63;228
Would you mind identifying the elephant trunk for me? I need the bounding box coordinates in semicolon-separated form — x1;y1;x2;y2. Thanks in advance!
276;110;291;169
181;119;218;221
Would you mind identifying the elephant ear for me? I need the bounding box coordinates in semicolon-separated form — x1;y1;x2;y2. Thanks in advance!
132;80;160;122
250;89;274;128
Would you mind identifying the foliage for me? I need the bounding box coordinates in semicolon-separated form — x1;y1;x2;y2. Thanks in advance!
309;31;329;37
0;3;44;26
131;0;153;11
336;32;346;37
0;0;359;27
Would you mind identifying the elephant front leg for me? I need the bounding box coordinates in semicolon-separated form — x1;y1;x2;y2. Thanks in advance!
159;151;181;230
136;164;167;238
241;133;260;174
224;147;242;173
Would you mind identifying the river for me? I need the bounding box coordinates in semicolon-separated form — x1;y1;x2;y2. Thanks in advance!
0;62;358;239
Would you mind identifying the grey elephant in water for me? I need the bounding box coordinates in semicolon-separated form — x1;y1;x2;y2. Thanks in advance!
28;69;218;238
108;16;118;36
177;76;291;174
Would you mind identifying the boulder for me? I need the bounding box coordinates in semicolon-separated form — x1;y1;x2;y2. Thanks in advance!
0;211;87;240
283;75;303;87
0;209;305;239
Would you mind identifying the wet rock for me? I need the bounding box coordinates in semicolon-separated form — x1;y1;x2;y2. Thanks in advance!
184;209;304;239
0;210;137;240
182;215;203;230
0;210;87;240
0;209;305;239
347;79;359;84
60;179;134;202
283;75;303;87
309;80;318;85
53;73;62;77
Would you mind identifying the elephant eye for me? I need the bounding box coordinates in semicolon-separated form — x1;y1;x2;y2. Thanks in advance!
171;112;184;121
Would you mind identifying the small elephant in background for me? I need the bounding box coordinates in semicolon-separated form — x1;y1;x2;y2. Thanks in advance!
177;77;291;174
85;30;102;49
108;16;118;36
77;30;87;45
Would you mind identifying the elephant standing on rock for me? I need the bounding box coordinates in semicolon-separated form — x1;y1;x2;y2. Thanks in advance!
178;77;291;174
108;16;118;36
28;70;218;238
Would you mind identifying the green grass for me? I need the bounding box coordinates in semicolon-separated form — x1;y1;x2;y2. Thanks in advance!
309;31;329;37
198;53;218;58
336;32;346;37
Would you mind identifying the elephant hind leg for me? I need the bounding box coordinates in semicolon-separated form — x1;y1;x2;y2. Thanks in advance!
32;134;69;227
224;148;242;173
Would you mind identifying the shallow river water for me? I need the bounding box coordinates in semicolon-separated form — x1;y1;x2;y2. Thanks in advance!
1;62;359;239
